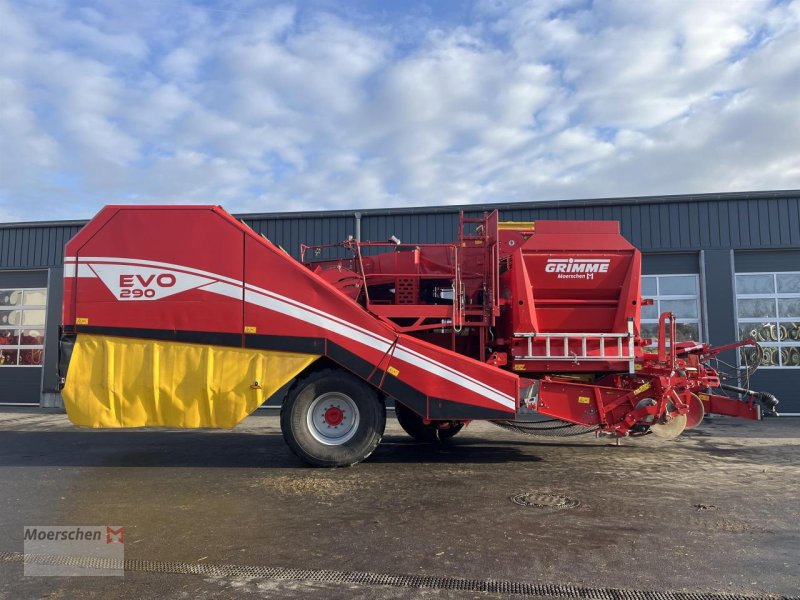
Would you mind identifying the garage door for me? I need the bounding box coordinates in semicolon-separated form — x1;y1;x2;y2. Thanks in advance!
0;270;48;405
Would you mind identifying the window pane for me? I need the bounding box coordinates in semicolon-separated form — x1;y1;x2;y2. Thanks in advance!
0;291;23;307
659;275;696;295
20;329;45;345
740;321;780;342
741;345;777;367
782;322;800;342
21;310;45;326
0;348;18;365
778;299;800;318
23;289;47;306
639;322;698;345
639;323;659;347
660;299;698;318
739;323;755;341
777;273;800;293
780;346;800;367
761;346;780;366
737;298;775;319
19;349;43;366
641;277;657;296
675;322;699;342
736;274;774;294
0;310;22;326
641;304;658;320
0;329;19;345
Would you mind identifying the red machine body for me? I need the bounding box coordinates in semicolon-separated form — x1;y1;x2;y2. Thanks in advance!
62;206;776;449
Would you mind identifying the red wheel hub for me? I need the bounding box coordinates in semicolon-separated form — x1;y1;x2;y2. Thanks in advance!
323;406;344;426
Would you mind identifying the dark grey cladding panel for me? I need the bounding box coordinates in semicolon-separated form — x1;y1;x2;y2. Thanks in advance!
0;269;48;287
635;195;786;251
642;253;699;275
731;197;800;248
747;370;800;414
495;196;800;251
0;225;82;269
518;196;796;251
361;212;459;245
243;215;355;260
0;367;42;404
734;249;800;273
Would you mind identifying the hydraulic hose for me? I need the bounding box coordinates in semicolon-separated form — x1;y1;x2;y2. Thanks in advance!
720;383;779;416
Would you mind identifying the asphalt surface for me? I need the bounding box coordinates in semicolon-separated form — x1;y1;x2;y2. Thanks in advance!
0;407;798;599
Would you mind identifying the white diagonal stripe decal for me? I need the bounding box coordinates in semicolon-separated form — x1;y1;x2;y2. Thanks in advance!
68;257;516;409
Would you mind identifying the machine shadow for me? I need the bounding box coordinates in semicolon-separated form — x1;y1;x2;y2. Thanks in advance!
368;434;543;464
0;430;543;468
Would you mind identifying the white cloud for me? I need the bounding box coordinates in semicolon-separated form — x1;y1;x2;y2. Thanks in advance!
0;0;798;223
0;78;59;174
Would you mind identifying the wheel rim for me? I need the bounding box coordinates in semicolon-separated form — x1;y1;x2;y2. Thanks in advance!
307;392;360;446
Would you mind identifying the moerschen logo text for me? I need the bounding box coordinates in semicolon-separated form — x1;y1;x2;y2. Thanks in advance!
24;527;103;542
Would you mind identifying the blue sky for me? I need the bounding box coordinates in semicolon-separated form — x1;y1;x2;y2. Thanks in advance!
1;0;799;222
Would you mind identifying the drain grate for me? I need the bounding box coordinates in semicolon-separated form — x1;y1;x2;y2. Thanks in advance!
511;492;581;509
1;551;795;600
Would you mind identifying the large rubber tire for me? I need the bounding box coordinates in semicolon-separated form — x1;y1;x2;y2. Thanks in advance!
281;369;386;467
395;402;438;442
436;423;464;441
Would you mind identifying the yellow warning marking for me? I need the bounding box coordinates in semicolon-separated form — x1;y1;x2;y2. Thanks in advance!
76;317;89;325
513;363;526;371
634;363;643;371
633;382;651;395
244;326;257;334
578;396;591;404
699;393;710;401
498;221;535;231
387;366;399;377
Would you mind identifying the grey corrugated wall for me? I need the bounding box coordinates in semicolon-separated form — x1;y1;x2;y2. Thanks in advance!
0;224;83;269
2;191;798;268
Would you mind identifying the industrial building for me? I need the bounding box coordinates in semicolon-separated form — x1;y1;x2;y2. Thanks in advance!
1;190;798;415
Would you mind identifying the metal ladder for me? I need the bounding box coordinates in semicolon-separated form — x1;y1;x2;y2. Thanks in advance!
514;319;635;373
